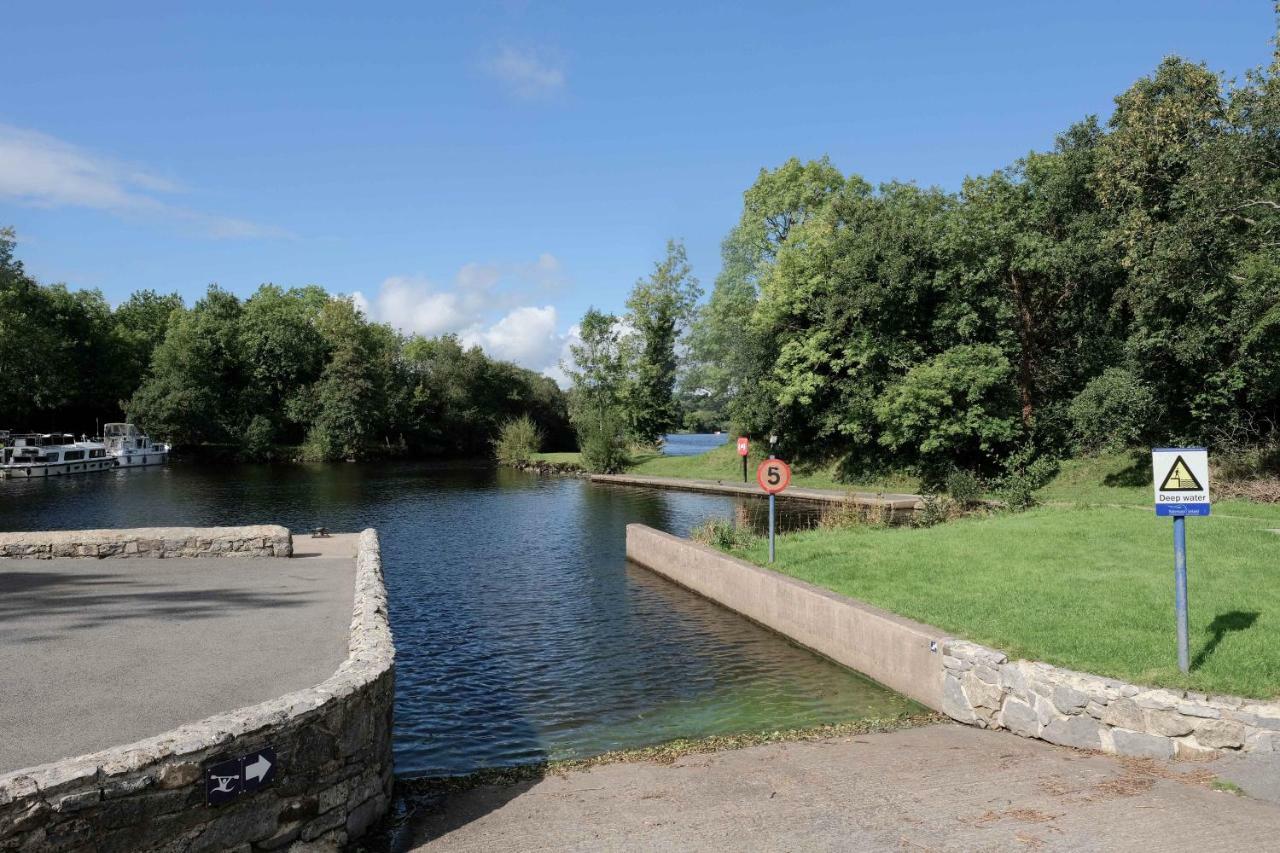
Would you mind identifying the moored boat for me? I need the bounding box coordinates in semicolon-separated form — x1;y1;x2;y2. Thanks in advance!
102;423;170;468
0;433;113;478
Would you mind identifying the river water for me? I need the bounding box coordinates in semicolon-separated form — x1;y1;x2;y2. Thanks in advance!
0;455;918;777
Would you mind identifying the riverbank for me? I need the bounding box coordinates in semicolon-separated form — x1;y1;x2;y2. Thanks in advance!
731;505;1280;698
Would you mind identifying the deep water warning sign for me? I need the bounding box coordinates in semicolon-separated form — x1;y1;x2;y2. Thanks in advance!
1152;448;1210;516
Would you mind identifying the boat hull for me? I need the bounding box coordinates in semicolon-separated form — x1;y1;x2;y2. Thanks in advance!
0;453;168;479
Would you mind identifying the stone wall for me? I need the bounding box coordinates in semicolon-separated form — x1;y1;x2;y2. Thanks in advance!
942;639;1280;759
0;528;394;852
0;525;293;559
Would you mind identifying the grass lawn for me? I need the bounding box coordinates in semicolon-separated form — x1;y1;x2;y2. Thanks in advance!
1037;451;1280;521
739;505;1280;698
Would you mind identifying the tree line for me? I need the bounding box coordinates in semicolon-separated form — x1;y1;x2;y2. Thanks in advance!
654;40;1280;488
0;231;572;461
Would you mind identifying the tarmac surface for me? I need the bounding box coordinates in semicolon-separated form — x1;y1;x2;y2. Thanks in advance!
401;723;1280;852
0;551;354;773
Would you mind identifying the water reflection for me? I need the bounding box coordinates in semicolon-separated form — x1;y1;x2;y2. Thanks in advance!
0;462;919;777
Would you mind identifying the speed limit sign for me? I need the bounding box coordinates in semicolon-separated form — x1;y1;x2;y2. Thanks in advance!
757;458;791;494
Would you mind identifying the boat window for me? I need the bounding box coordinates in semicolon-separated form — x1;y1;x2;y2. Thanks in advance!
136;439;144;449
63;450;84;461
90;449;105;458
45;453;59;462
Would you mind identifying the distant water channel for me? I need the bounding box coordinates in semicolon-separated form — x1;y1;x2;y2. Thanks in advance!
0;446;918;777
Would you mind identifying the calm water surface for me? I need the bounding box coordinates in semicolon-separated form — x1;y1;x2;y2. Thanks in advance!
0;457;918;776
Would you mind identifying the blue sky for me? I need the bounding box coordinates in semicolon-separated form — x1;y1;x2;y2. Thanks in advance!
1;1;1273;379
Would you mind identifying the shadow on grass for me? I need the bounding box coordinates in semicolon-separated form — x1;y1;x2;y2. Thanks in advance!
1192;610;1260;671
1102;451;1150;488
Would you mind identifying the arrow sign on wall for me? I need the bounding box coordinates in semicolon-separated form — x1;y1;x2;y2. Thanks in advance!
204;746;278;805
241;747;277;792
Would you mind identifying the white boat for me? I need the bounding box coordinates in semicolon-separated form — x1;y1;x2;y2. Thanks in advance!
0;423;170;479
102;423;170;468
1;433;114;478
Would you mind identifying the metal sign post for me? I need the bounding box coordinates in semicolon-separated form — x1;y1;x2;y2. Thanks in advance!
1151;447;1211;674
757;456;792;563
737;437;750;483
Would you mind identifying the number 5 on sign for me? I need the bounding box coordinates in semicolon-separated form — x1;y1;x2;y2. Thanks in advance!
757;458;791;494
756;458;791;563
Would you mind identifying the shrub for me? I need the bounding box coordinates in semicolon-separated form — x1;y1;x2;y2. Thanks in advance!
945;468;984;507
575;405;630;473
241;415;275;462
692;517;755;550
875;345;1021;476
1068;368;1157;453
494;415;543;466
996;444;1060;511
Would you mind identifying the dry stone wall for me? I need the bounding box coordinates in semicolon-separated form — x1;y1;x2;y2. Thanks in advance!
0;526;293;559
0;528;394;852
943;639;1280;759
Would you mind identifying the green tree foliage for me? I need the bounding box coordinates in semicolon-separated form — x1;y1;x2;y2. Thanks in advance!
694;22;1280;478
625;240;702;444
683;158;845;430
0;232;572;459
565;308;631;472
493;414;543;465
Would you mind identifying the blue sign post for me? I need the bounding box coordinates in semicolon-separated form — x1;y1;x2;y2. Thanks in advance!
1152;448;1211;674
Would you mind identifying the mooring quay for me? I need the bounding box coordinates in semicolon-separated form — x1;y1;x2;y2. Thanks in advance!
0;526;394;852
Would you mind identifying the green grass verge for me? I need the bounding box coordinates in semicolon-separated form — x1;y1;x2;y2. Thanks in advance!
1037;451;1280;520
739;505;1280;698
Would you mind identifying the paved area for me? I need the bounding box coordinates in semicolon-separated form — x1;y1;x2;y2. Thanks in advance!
0;552;354;773
589;473;922;509
400;724;1280;852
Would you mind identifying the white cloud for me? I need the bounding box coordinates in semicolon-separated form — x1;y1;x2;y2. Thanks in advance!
0;123;285;239
353;254;575;379
485;46;566;99
462;305;561;367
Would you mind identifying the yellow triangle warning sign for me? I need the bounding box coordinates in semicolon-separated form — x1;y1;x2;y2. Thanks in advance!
1160;456;1204;492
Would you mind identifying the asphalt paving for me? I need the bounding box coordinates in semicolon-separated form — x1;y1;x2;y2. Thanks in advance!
0;553;354;773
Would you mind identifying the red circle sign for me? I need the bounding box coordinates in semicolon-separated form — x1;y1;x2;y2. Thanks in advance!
756;458;791;494
737;437;750;457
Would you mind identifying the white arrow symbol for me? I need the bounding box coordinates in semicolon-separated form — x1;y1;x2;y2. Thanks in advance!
244;754;272;784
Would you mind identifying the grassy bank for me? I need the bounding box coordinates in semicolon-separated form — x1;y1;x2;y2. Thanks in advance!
738;505;1280;698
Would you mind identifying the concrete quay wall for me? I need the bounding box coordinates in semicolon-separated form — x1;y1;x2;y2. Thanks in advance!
0;525;293;559
0;527;394;852
626;524;1280;760
625;524;944;709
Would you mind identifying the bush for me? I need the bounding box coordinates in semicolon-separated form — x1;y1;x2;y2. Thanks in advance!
996;444;1059;511
875;345;1021;475
241;415;275;462
692;517;755;550
1068;368;1157;453
945;468;984;507
493;415;543;466
575;405;630;473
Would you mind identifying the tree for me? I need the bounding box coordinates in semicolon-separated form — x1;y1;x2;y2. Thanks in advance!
565;308;631;472
625;240;701;444
684;158;845;429
129;286;247;444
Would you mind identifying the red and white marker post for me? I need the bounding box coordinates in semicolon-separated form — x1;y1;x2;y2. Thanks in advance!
737;436;750;482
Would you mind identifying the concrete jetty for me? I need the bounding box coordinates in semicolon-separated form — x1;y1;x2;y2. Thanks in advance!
0;526;394;853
